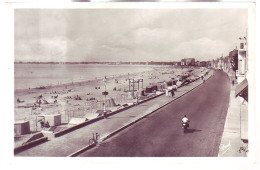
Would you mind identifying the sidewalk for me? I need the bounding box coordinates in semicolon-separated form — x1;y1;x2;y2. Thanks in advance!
15;72;212;157
218;83;248;157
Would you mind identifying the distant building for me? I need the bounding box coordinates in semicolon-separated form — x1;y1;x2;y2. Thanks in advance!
175;62;181;66
195;61;200;66
181;58;195;66
228;37;248;102
181;59;186;66
199;61;207;67
236;38;247;83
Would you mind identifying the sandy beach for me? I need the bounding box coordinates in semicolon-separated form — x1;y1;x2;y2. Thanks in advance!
14;65;207;133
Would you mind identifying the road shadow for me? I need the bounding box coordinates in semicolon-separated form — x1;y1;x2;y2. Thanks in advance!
185;129;202;133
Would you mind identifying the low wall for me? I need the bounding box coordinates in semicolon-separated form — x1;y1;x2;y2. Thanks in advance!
14;136;48;155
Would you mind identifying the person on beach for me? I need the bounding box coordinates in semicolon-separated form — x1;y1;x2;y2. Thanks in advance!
17;98;24;103
36;99;41;107
45;121;50;128
39;120;44;128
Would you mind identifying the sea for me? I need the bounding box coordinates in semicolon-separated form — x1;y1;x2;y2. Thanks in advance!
14;63;155;90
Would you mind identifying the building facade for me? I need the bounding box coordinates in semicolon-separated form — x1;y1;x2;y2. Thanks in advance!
181;58;195;66
236;38;247;83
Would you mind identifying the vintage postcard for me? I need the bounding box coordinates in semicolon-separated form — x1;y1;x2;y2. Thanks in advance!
1;1;258;170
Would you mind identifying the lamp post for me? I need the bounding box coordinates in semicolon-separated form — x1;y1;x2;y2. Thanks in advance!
102;76;108;117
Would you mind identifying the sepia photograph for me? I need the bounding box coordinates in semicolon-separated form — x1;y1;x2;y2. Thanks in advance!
12;4;253;158
0;1;257;169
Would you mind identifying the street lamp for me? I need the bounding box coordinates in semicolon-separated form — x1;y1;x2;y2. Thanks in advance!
102;76;108;117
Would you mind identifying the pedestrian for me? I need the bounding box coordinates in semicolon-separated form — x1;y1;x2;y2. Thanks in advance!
38;99;41;107
232;80;234;86
173;84;177;91
33;103;37;109
171;90;175;97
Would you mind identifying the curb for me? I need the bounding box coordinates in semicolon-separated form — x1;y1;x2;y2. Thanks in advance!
67;72;213;157
67;142;97;157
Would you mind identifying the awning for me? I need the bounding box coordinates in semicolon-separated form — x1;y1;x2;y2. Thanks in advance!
235;78;248;101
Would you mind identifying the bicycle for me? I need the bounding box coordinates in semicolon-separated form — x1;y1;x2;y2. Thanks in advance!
219;141;231;155
88;133;99;146
238;145;248;154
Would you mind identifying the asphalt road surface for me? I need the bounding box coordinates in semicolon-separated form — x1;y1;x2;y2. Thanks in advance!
78;70;230;157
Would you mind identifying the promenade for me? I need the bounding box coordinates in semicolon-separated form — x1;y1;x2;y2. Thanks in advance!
218;80;248;157
15;70;212;157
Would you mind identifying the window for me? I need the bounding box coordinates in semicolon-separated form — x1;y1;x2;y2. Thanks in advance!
240;43;244;49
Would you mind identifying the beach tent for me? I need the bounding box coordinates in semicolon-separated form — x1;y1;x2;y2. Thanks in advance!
14;120;30;136
156;83;163;91
166;80;173;86
145;85;158;93
106;98;117;107
38;114;61;127
155;82;165;91
141;90;145;96
162;82;167;89
127;92;136;100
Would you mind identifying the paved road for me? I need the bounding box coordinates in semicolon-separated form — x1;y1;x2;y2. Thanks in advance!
78;70;230;157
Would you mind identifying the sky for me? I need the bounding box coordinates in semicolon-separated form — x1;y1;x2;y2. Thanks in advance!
14;8;248;62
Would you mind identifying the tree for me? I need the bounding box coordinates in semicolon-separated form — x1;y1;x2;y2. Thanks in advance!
229;50;238;71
